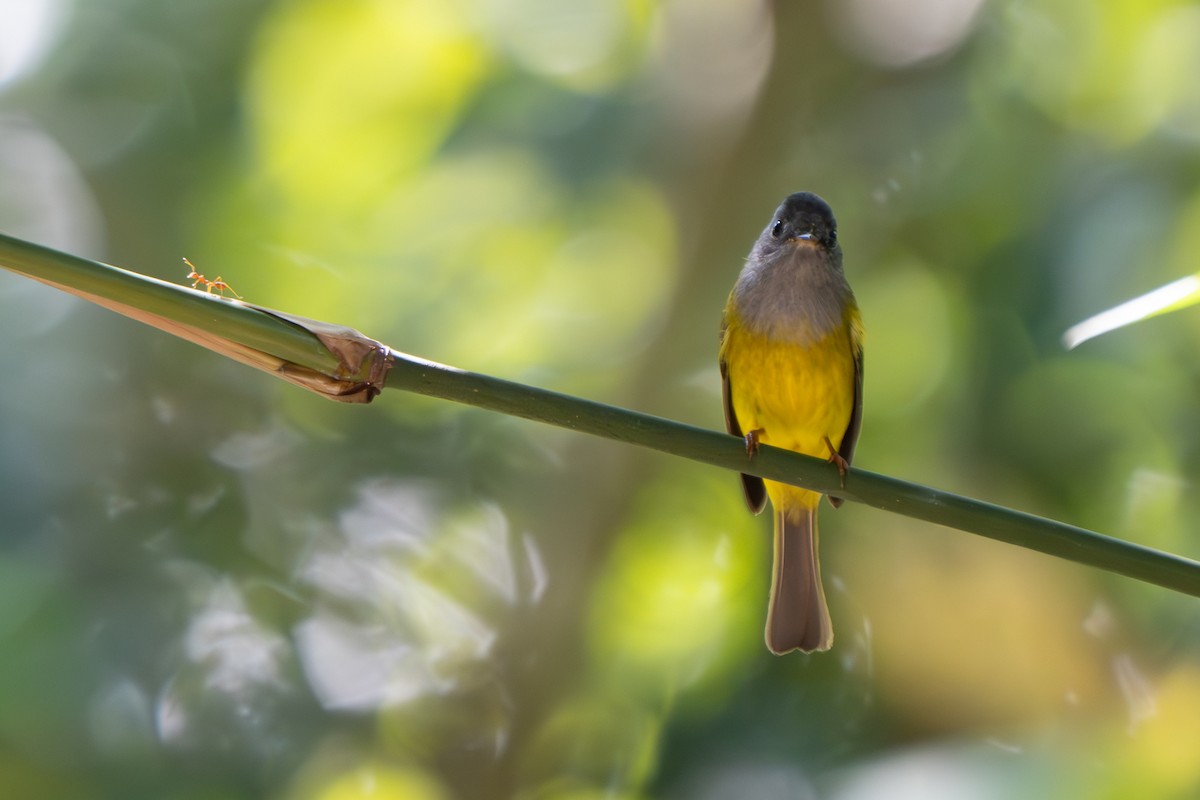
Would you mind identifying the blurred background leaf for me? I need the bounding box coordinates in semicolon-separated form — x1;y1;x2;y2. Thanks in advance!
1064;274;1200;349
2;0;1200;798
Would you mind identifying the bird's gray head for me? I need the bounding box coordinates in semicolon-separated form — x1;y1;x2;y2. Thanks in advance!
733;192;850;343
751;191;841;267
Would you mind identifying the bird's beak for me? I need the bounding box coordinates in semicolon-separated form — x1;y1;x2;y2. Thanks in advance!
794;232;817;242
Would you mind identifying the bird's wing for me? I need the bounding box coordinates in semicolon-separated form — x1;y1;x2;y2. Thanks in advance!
720;320;767;514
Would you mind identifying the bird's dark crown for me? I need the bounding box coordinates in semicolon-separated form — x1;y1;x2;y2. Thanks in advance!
763;192;838;249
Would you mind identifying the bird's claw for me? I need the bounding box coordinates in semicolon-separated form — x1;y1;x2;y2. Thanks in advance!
744;429;763;458
823;435;849;488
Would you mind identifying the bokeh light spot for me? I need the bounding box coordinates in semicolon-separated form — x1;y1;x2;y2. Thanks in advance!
478;0;653;90
0;0;68;88
247;0;489;207
588;468;761;693
855;258;954;416
831;0;987;68
312;764;450;800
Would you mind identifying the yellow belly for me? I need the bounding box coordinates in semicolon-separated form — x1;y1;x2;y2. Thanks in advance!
722;318;857;511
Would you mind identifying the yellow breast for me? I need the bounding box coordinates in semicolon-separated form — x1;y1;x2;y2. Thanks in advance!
721;305;859;507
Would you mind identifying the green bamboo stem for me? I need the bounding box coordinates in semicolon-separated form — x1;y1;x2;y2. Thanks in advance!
0;232;336;372
2;231;1198;597
385;352;1200;597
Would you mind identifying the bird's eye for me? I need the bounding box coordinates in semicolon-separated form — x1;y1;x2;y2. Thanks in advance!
828;228;838;244
770;220;785;239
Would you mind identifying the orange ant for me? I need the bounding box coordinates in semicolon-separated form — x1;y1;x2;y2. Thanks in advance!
183;258;242;298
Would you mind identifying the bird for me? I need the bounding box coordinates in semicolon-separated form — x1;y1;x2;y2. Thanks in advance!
718;191;863;654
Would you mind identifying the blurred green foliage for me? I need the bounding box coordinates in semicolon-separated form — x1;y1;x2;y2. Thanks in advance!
2;0;1200;798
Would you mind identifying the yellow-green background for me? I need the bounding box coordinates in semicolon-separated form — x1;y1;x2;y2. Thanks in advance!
1;0;1199;798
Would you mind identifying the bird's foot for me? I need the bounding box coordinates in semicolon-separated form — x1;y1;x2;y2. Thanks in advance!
744;429;764;458
823;435;849;488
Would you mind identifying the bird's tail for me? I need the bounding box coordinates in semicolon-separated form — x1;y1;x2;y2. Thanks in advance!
765;504;833;654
